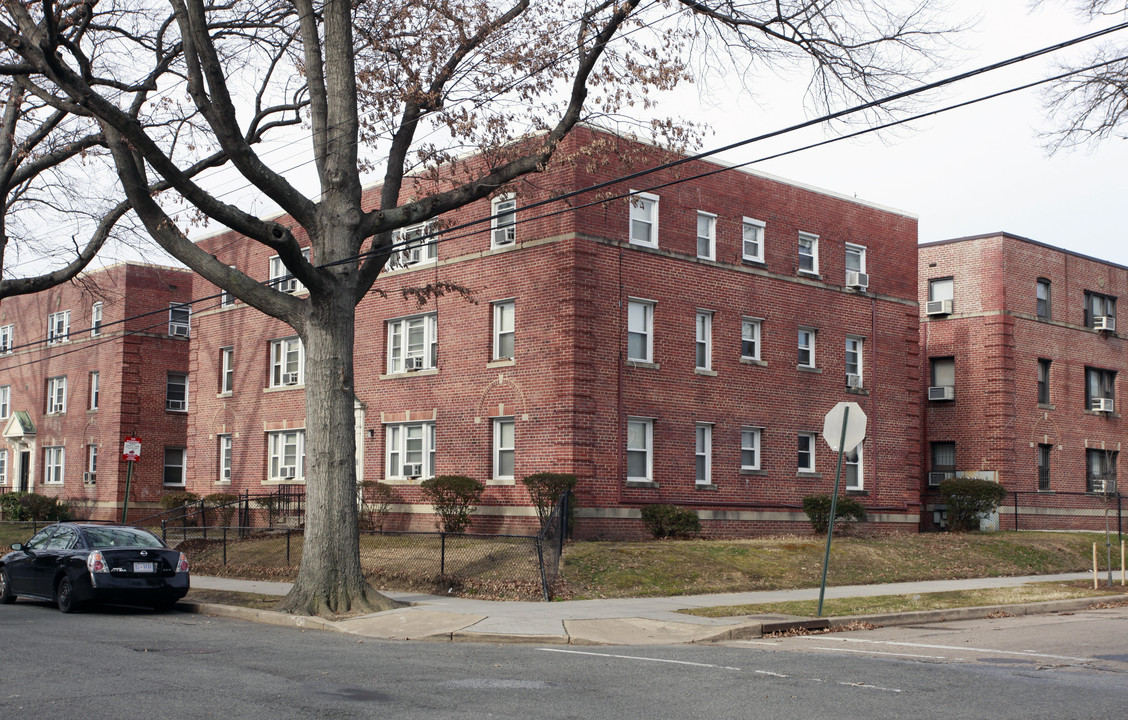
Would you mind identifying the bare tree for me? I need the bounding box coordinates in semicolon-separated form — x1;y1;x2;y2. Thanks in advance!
0;0;954;615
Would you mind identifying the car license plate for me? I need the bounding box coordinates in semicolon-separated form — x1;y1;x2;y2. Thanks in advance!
133;562;155;573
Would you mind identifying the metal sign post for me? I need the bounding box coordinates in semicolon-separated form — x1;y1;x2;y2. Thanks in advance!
121;437;141;524
817;403;867;618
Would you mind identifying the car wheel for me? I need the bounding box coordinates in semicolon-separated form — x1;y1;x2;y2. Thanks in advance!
0;567;15;604
56;577;79;613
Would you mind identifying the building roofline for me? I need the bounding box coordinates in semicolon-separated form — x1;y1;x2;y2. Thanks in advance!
920;232;1128;273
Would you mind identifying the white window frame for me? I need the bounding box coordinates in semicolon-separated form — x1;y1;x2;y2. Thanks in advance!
0;323;11;354
695;310;713;371
270;337;305;387
695;423;712;486
220;265;237;307
89;371;99;411
86;444;97;483
392;223;436;268
269;249;311;293
385;422;435;480
627;299;654;363
844;243;867;282
0;449;7;485
628;192;659;248
741;318;762;361
696;211;716;260
46;376;67;415
798;433;816;473
168;302;191;337
91;302;103;337
268;430;306;481
491;194;516;248
218;434;233;483
798;328;816;369
626;417;654;482
47;310;70;345
0;384;9;419
845;443;864;491
798;232;819;275
741;427;762;471
166;372;188;412
742;218;765;263
163;447;187;486
845;336;863;386
493;417;515;481
44;446;64;485
220;347;234;394
493;300;515;360
387;313;438;373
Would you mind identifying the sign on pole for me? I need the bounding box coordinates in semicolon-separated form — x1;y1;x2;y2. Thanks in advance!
821;402;867;453
121;437;141;524
122;436;142;462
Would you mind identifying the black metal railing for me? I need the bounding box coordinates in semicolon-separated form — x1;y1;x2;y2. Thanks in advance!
923;489;1124;538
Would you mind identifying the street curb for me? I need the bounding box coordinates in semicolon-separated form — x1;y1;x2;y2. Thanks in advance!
827;593;1128;630
453;631;571;645
179;601;336;632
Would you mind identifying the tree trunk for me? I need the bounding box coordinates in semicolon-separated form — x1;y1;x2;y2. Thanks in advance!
276;285;399;615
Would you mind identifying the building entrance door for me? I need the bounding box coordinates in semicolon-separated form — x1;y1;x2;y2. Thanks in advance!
18;450;29;492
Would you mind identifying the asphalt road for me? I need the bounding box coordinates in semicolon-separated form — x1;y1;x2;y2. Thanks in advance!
2;599;1125;719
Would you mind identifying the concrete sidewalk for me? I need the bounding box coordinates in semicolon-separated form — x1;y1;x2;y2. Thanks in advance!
183;572;1128;645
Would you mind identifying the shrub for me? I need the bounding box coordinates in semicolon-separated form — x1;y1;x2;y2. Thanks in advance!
938;477;1008;532
204;493;239;527
802;494;867;534
159;490;200;526
520;472;578;527
420;475;485;533
359;480;397;531
639;504;701;539
0;492;72;521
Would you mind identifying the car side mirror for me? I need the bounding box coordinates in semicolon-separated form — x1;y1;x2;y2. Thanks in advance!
10;543;24;552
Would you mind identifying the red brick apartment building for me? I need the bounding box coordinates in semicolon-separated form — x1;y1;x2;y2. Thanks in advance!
188;127;924;537
920;233;1126;531
0;263;192;517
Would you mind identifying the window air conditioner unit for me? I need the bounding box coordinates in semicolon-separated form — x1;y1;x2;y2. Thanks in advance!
928;385;955;401
83;472;96;485
925;299;953;316
1090;477;1107;493
403;463;422;478
492;227;515;246
279;465;297;478
846;272;869;290
1094;315;1116;332
167;400;186;411
404;356;424;370
928;472;949;486
846;373;862;389
169;324;190;337
282;372;300;385
1091;397;1115;413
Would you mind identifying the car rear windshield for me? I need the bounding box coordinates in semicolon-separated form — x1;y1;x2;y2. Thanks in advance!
84;527;166;549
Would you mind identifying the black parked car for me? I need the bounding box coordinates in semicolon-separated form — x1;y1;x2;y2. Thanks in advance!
0;523;190;613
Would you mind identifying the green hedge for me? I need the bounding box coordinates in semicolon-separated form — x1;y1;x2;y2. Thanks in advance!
938;477;1007;532
801;494;867;534
420;475;485;533
640;504;701;539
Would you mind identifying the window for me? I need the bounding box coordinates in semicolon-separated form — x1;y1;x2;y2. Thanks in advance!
1086;449;1117;493
491;194;516;247
1037;444;1051;492
1037;359;1051;405
845;443;863;491
626;418;653;482
89;371;99;411
86;444;97;484
741;318;761;361
627;300;654;363
930;442;955;486
168;302;191;337
798;328;816;369
845;243;866;284
742;218;765;263
91;302;103;337
392;224;436;268
385;422;434;479
268;430;306;480
931;357;955;389
220;347;234;394
0;449;6;485
741;427;762;471
220;266;237;307
928;277;954;302
271;337;305;386
695;311;712;370
46;376;67;414
387;313;438;373
798;232;818;274
44;446;64;485
1036;278;1051;319
163;447;187;486
0;385;8;419
696;212;716;260
269;248;311;292
845;336;863;387
218;435;233;483
798;433;816;473
695;423;712;485
1084;291;1116;328
1085;366;1115;411
0;323;11;353
47;310;70;345
493;417;515;480
628;192;658;247
493;301;515;360
166;373;188;411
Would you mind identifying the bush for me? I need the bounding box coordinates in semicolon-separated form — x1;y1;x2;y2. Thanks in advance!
939;477;1007;532
159;490;200;526
204;493;239;526
639;504;701;539
802;494;867;534
359;480;397;531
0;492;72;521
419;475;485;533
520;472;578;527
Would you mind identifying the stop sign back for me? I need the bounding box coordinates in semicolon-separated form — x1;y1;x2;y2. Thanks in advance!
822;402;867;453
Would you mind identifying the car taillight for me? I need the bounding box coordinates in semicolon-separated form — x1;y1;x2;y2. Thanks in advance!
176;553;189;573
87;551;109;574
